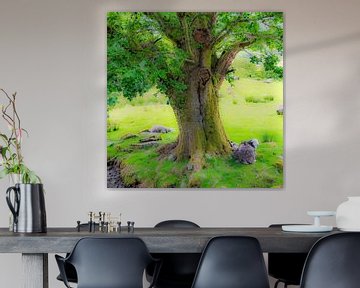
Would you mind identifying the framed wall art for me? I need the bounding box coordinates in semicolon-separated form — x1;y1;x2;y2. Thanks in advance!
107;12;283;188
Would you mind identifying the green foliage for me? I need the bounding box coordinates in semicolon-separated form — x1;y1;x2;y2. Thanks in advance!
107;12;188;100
214;12;283;52
106;10;284;185
107;73;283;188
250;52;283;79
224;69;237;86
107;12;283;104
107;92;119;109
0;163;41;184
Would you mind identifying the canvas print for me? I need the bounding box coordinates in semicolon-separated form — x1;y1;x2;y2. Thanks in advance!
107;12;283;188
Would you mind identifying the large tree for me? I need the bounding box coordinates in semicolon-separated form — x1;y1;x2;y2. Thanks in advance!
107;12;283;170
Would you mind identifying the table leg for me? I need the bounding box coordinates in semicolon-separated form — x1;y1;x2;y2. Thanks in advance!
22;253;48;288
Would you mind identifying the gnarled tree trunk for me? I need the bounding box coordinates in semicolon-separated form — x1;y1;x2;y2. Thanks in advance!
164;15;250;170
169;55;230;170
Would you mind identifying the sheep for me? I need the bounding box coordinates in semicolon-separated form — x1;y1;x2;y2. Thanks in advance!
232;139;259;164
142;125;174;134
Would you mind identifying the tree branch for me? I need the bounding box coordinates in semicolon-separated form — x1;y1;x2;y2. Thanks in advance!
212;16;246;46
209;12;217;29
213;27;234;46
140;37;162;49
213;40;254;88
213;15;279;48
0;89;23;165
177;13;194;57
143;12;182;47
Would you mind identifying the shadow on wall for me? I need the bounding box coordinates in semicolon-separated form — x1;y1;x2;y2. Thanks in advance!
287;31;360;55
285;30;360;205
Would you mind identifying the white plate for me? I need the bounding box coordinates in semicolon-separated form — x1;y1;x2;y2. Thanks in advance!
307;211;336;217
282;225;333;232
338;227;360;232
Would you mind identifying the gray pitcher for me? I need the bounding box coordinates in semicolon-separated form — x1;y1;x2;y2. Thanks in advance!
6;183;47;233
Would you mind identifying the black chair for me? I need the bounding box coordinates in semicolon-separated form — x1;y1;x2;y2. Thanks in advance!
268;224;308;288
300;232;360;288
56;223;99;284
55;237;160;288
56;262;77;284
191;236;270;288
147;220;201;288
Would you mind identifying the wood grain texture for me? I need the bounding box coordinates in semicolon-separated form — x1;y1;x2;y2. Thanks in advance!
22;254;48;288
6;227;339;288
0;227;340;253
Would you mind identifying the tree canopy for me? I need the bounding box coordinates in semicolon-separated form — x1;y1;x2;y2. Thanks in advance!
107;12;283;104
107;12;283;170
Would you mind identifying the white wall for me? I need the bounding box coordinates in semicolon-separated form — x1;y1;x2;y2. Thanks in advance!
0;0;360;287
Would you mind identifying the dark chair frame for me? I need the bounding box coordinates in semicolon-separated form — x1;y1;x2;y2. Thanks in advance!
191;236;270;288
300;232;360;288
268;224;308;288
147;220;201;288
56;223;99;284
56;237;161;288
154;220;200;229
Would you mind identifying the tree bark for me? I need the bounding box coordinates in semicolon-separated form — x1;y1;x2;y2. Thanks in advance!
170;65;230;170
164;15;237;170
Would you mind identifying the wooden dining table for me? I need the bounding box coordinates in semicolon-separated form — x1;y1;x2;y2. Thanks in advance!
0;226;339;288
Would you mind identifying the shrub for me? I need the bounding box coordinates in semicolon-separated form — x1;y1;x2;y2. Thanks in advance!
245;95;274;103
107;124;119;132
245;96;258;103
261;132;276;143
274;158;283;172
264;95;274;102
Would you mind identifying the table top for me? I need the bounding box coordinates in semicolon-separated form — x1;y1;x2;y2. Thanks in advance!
0;227;340;254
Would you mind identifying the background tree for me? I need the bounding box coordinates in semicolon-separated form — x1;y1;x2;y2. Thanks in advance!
107;12;283;170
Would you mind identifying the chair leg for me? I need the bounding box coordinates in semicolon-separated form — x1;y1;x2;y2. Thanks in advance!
274;280;289;288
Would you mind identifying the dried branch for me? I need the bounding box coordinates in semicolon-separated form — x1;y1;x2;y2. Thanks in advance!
0;88;40;183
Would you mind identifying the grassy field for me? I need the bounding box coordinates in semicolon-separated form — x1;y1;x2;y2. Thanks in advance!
108;61;283;188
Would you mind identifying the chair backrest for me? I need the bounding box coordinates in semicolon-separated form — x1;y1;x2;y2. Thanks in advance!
300;232;360;288
67;237;154;288
155;220;200;228
151;220;201;285
191;236;270;288
268;224;308;285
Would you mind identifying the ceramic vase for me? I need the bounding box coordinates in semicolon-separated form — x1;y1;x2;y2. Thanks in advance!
336;197;360;231
7;174;22;231
6;183;47;233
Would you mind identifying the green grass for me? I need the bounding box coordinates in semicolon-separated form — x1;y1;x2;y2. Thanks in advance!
219;79;283;146
245;95;274;103
107;64;283;188
108;104;178;142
